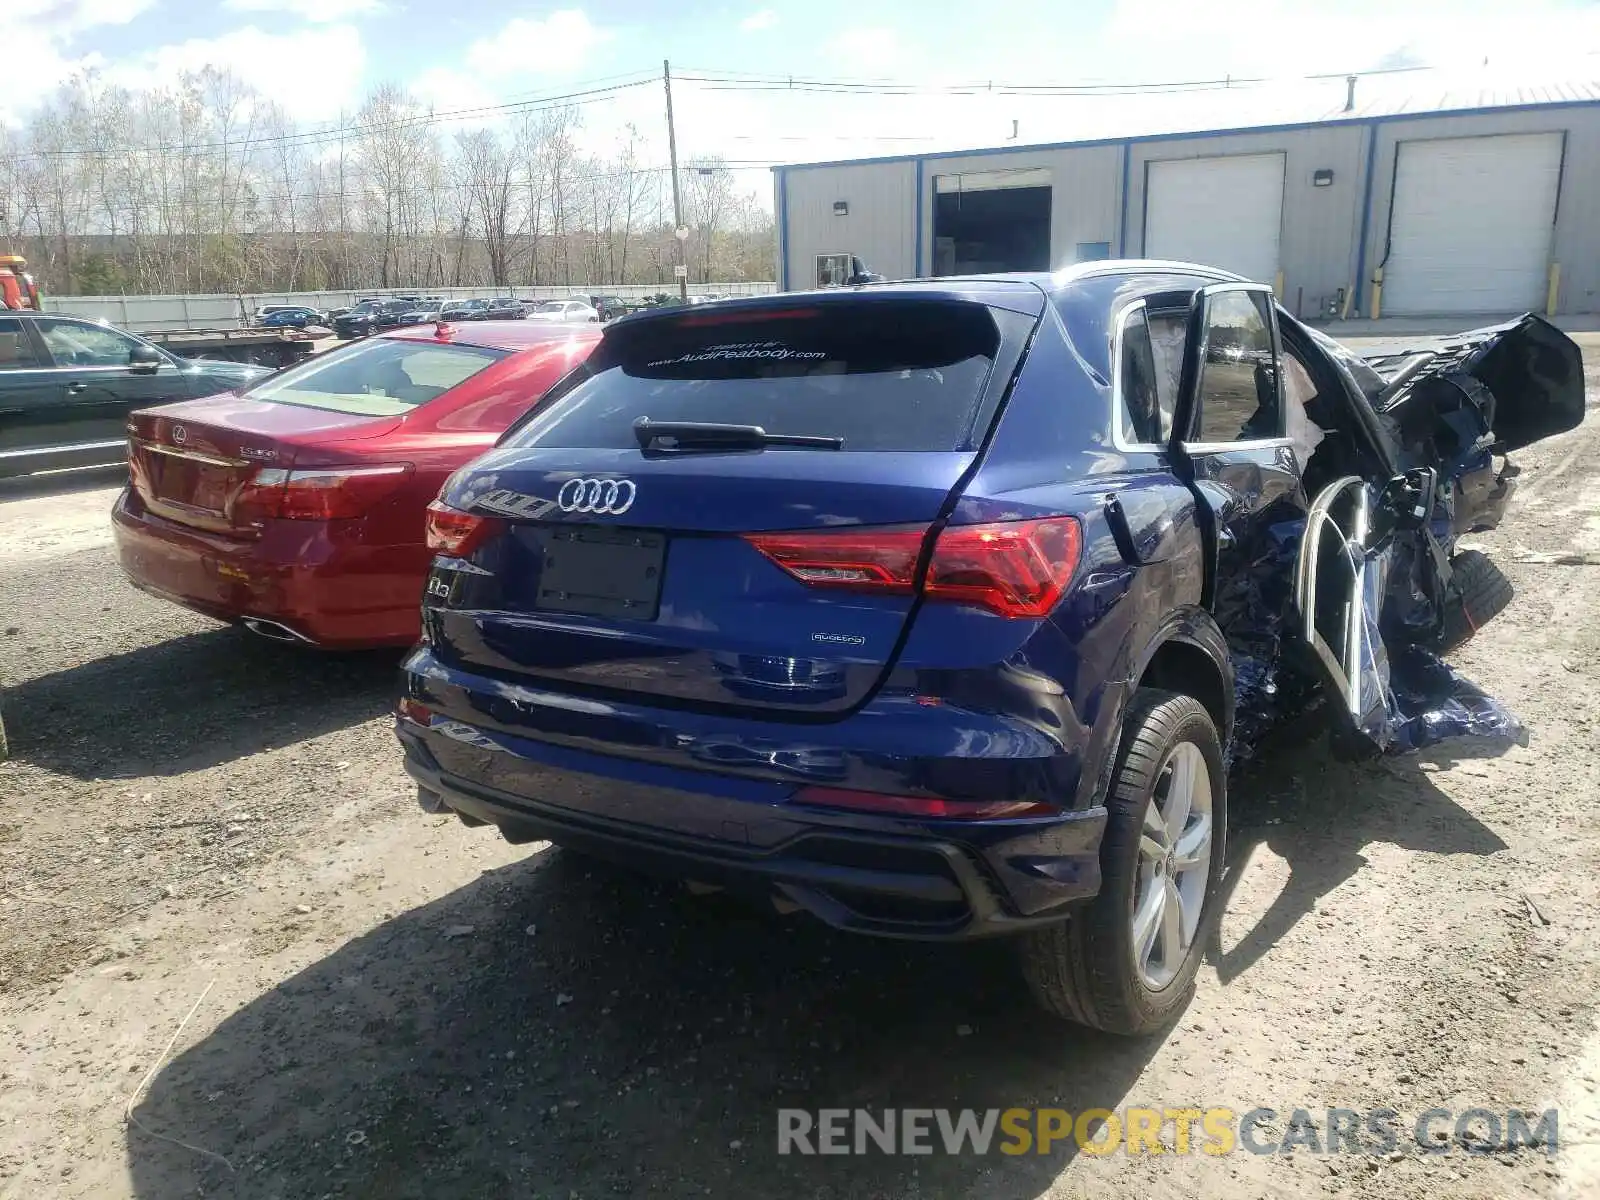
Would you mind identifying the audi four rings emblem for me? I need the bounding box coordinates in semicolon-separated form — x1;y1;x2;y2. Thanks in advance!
557;477;637;515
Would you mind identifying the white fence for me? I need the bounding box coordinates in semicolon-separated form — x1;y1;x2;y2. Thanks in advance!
40;293;243;333
42;282;778;332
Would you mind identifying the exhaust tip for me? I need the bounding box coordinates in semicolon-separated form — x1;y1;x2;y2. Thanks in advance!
241;617;314;645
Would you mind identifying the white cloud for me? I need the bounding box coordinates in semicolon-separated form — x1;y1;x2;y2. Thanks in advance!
465;10;609;79
2;0;152;124
110;25;368;121
740;9;778;33
222;0;385;23
410;12;616;133
412;67;504;125
10;0;154;35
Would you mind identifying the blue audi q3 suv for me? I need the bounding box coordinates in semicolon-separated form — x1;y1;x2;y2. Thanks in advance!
395;262;1582;1033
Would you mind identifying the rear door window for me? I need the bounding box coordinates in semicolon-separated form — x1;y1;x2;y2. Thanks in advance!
506;301;1013;453
0;318;39;369
245;338;506;415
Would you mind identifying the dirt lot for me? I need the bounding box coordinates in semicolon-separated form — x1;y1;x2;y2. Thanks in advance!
3;340;1600;1199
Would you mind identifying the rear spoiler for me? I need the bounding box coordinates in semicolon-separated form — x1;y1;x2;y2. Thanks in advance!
1360;314;1585;453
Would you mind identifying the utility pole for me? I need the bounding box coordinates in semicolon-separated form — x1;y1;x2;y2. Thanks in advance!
663;59;689;302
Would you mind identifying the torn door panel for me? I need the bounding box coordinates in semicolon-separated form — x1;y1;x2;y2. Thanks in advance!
1228;311;1582;760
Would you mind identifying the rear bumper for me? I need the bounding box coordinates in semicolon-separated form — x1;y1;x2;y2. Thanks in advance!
395;679;1109;940
112;488;425;648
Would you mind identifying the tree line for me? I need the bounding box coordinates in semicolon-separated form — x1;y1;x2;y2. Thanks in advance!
0;71;776;297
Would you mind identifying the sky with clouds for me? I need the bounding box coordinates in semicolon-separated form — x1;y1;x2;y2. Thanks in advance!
9;0;1600;205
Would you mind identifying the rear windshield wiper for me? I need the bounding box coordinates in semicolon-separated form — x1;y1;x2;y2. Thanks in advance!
632;418;843;452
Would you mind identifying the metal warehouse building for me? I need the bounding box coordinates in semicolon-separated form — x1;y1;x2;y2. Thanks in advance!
772;87;1600;319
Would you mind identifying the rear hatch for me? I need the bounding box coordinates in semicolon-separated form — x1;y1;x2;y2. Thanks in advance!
128;335;507;536
429;294;1041;715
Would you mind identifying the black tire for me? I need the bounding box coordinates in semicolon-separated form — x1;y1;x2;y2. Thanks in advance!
1018;688;1226;1035
1434;549;1513;652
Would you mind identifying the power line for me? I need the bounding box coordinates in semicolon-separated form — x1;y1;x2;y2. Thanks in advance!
3;58;1449;166
673;62;1438;95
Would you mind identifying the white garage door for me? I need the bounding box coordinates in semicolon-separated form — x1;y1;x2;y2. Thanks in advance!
1144;153;1285;284
1383;133;1563;316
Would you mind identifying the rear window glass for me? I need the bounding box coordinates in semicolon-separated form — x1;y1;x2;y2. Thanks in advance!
246;338;505;415
505;301;1005;452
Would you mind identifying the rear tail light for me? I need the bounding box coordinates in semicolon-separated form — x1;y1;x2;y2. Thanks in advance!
744;516;1081;619
233;468;288;524
397;697;436;726
743;526;924;593
425;500;505;558
235;464;412;521
923;518;1081;619
794;786;1055;819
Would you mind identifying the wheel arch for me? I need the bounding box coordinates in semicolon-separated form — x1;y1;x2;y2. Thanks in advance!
1128;607;1234;743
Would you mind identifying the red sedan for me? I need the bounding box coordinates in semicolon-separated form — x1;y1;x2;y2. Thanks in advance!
113;320;600;648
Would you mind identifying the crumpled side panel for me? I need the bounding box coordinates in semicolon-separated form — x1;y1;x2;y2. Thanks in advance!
1228;502;1524;764
1383;646;1526;753
1224;519;1307;767
1325;540;1523;756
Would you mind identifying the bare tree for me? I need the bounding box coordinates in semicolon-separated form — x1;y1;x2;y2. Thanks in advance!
2;74;774;296
455;129;517;286
681;157;735;283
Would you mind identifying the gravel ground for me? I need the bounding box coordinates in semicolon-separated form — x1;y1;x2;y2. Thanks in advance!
2;341;1599;1199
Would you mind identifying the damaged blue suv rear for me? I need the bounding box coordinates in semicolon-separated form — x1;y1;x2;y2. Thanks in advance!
397;263;1583;1034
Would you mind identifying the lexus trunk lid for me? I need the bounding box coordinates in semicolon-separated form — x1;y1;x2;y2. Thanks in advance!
128;333;509;535
128;397;401;536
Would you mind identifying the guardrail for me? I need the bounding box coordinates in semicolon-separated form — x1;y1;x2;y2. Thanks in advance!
42;283;778;332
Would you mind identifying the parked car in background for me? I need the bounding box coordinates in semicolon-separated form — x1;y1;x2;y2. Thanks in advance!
571;294;628;321
527;299;598;323
484;297;526;320
0;312;268;479
333;299;418;339
259;307;328;329
113;321;602;648
441;299;491;322
400;300;444;326
397;264;1582;1033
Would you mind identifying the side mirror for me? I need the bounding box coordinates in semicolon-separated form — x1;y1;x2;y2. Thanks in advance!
129;343;164;374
